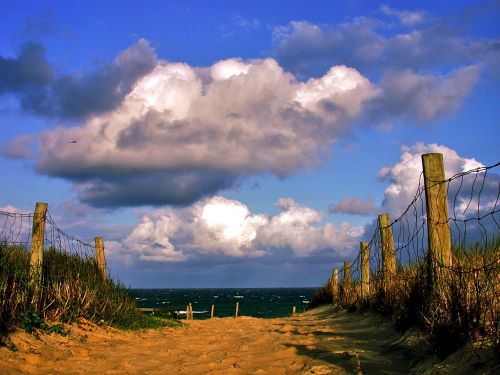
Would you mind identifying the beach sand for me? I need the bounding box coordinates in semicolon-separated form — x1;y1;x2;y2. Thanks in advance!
0;306;495;374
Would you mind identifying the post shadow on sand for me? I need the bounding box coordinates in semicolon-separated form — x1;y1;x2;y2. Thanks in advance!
279;309;422;374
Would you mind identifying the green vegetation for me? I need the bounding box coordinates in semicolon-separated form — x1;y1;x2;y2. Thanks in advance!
310;239;500;357
0;243;180;336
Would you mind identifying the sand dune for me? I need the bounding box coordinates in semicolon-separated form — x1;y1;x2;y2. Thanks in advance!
0;306;495;374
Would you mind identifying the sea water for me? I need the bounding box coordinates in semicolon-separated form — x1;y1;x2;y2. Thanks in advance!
130;288;316;319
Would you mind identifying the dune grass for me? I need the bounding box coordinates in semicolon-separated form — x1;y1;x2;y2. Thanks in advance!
0;243;179;336
310;239;500;357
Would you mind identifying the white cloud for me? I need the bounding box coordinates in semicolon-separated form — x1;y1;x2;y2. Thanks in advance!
378;143;488;218
123;210;187;262
380;5;426;25
120;196;364;262
0;204;24;213
256;198;363;257
369;143;500;249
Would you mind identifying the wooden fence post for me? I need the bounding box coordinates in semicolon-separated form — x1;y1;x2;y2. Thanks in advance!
235;302;239;318
378;213;396;291
342;261;351;290
94;236;107;282
360;242;370;298
189;303;193;320
292;306;296;316
211;304;215;319
422;153;452;273
330;268;339;304
30;202;48;288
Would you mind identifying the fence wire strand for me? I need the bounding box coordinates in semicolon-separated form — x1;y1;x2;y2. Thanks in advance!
0;208;95;260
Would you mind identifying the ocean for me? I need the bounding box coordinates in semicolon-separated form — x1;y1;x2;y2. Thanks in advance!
130;288;316;319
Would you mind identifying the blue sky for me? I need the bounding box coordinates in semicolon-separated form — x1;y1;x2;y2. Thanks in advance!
1;0;499;287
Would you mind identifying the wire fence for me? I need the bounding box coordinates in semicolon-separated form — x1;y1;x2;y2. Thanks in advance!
335;161;500;285
323;157;500;352
0;208;96;259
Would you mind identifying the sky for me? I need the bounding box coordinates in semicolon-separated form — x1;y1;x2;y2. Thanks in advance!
1;0;499;287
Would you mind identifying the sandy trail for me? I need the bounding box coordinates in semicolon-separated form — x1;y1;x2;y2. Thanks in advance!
0;306;438;374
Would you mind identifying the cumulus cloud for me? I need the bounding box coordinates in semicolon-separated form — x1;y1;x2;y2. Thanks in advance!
328;196;378;216
378;143;487;217
272;13;496;124
375;143;499;246
120;196;363;262
28;55;375;207
352;143;499;255
0;39;156;119
255;198;363;257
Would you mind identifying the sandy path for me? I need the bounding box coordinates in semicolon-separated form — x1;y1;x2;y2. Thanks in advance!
0;306;418;374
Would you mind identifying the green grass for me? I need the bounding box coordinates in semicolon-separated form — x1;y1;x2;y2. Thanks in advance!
0;243;182;335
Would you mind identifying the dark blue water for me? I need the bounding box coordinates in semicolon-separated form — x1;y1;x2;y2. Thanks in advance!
130;288;315;319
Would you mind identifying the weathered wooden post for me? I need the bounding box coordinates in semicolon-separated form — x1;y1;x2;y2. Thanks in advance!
378;213;396;291
422;153;452;272
94;236;107;282
343;262;351;287
30;202;48;289
235;302;239;318
330;268;339;304
360;242;370;298
211;304;215;318
292;306;296;316
189;303;193;320
185;304;189;319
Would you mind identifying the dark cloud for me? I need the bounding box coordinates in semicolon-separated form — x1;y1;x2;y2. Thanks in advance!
75;170;237;208
273;16;500;78
0;42;53;94
273;18;384;78
1;39;156;120
365;65;480;123
273;13;493;125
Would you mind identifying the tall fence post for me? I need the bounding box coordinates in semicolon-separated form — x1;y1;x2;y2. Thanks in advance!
211;304;215;319
330;268;339;304
342;261;351;289
422;153;452;272
94;236;107;282
378;213;396;291
30;202;48;288
360;242;370;299
235;302;239;318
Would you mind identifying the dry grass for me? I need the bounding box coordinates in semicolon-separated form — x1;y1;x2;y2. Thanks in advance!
0;244;157;335
310;239;500;357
